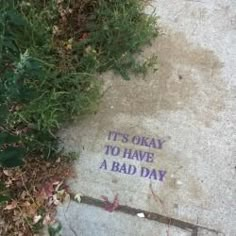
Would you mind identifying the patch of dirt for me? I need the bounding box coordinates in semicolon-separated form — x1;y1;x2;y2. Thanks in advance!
0;156;75;236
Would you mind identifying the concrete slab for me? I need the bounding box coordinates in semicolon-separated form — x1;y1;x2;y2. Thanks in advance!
197;229;224;236
58;0;236;235
56;202;192;236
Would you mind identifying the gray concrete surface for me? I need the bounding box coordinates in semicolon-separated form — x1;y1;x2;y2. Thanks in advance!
56;202;192;236
197;229;224;236
57;0;236;235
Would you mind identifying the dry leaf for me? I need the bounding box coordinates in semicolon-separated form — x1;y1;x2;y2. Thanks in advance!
4;200;17;210
38;181;54;200
20;191;27;199
54;181;63;192
25;203;38;217
74;193;82;202
101;194;119;212
43;214;52;225
21;201;31;207
3;170;13;177
33;215;42;224
52;194;60;205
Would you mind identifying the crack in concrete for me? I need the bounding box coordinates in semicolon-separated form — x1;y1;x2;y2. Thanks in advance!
77;195;223;236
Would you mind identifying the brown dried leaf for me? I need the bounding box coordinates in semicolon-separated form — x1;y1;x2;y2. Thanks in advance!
3;170;13;177
33;215;42;224
43;214;52;225
4;200;17;210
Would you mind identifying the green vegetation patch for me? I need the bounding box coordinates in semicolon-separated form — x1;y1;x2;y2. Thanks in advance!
0;0;158;167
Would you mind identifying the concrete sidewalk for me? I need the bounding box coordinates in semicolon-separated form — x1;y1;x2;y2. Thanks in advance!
57;0;236;235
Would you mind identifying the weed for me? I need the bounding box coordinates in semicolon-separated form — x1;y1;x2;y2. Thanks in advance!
0;0;158;167
79;0;158;79
48;222;62;236
0;0;158;234
0;0;100;165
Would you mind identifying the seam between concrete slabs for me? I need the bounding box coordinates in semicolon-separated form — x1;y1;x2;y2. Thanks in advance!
72;195;225;236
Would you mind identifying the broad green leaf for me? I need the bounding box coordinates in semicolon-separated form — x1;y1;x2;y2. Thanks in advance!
0;105;9;124
0;147;25;167
0;132;20;145
3;38;18;53
0;181;6;191
6;10;27;27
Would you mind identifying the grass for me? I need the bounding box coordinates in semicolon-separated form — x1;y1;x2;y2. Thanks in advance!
0;0;101;163
0;0;158;234
0;0;158;167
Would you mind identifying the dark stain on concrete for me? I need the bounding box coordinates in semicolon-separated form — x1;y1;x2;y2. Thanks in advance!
99;30;226;126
